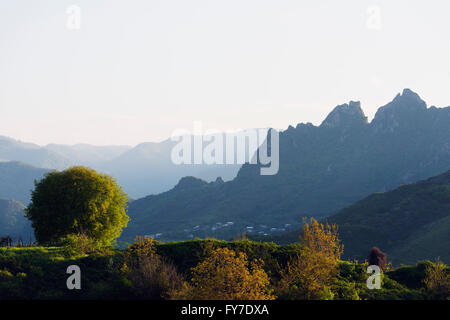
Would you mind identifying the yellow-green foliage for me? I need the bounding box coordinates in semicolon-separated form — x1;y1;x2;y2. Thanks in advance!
277;218;343;300
423;259;450;299
172;247;275;300
26;166;129;246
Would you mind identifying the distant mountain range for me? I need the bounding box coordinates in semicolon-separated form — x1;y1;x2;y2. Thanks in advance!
99;138;241;198
0;136;71;170
44;143;132;165
0;135;243;200
0;135;130;169
121;89;450;242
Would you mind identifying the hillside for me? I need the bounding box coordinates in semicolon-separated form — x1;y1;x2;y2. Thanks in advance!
252;170;450;265
0;198;33;239
122;89;450;242
327;170;450;265
0;161;49;204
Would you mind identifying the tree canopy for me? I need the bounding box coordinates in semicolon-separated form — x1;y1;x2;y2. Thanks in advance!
277;218;343;299
26;166;129;246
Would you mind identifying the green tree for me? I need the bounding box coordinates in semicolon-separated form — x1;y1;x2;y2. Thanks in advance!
26;166;129;246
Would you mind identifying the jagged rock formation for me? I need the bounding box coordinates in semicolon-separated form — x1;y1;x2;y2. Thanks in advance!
122;89;450;242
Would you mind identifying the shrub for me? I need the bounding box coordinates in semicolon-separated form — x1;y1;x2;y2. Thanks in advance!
172;247;275;300
124;237;184;300
59;234;101;256
423;258;450;300
127;236;158;257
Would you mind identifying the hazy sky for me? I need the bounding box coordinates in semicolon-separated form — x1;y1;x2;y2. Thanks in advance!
1;0;449;146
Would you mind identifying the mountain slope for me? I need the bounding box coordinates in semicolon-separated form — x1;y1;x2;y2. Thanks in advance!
0;161;49;204
0;198;33;239
101;137;242;198
326;170;450;265
122;89;450;242
388;214;450;265
252;170;450;265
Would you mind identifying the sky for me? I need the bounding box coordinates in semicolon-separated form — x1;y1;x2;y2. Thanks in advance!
1;0;450;146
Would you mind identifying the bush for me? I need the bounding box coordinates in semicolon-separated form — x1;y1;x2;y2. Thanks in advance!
423;259;450;300
172;247;275;300
60;234;102;257
124;237;184;300
126;236;158;257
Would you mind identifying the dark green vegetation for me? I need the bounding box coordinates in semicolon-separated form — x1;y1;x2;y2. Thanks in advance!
328;171;450;265
251;170;450;265
26;167;129;246
0;239;445;300
0;199;33;239
0;161;49;204
123;90;450;242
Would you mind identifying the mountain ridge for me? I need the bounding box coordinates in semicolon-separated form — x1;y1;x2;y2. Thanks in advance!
122;89;450;242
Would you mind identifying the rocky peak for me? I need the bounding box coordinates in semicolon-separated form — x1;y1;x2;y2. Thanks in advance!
212;177;224;185
321;101;368;129
295;122;315;130
394;89;426;108
371;89;427;132
174;176;208;190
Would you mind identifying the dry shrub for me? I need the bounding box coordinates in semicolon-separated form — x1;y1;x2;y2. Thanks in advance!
124;237;185;300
